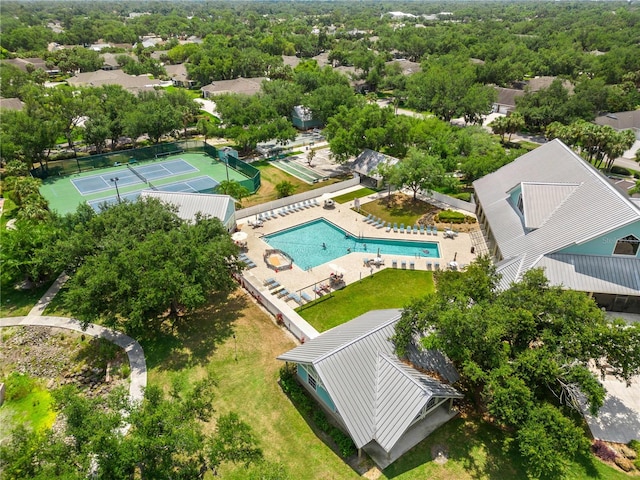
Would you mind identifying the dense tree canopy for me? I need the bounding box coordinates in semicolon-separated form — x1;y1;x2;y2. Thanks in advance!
393;259;640;478
0;377;269;480
52;198;241;335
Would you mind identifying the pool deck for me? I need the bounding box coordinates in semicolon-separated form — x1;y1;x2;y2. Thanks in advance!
237;189;480;305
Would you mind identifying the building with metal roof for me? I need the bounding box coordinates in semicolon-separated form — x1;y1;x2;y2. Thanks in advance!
473;139;640;313
277;309;462;469
349;149;400;189
140;191;236;232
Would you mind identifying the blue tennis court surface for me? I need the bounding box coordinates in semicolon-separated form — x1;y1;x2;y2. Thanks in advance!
87;176;219;212
72;159;197;195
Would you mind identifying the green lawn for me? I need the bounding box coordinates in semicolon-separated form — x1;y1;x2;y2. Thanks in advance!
333;187;378;204
0;279;55;317
297;269;434;332
360;194;434;226
0;378;55;443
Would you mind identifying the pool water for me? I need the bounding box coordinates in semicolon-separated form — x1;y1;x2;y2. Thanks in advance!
263;218;440;270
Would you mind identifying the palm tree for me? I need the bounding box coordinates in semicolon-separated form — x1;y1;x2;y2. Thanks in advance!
216;180;250;206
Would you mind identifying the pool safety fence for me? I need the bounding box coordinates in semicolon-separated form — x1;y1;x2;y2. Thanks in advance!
235;272;319;342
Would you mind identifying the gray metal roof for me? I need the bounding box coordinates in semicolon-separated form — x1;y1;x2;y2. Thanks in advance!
520;182;578;229
277;309;461;451
473;139;640;292
350;149;400;179
140;191;235;227
538;254;640;296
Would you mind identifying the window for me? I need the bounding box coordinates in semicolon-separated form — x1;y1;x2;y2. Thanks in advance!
517;194;524;215
613;235;639;256
308;374;317;390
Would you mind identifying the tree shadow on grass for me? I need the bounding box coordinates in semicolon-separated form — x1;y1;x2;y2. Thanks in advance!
140;291;249;371
383;416;528;479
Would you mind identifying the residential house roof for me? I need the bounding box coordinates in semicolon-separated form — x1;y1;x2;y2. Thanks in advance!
350;149;400;180
201;77;267;96
140;191;235;226
100;53;121;69
282;55;301;69
527;76;574;94
0;97;25;111
595;111;640;131
385;58;421;76
3;57;52;73
89;43;112;52
66;69;163;93
165;63;190;83
473;139;640;293
493;87;525;108
277;309;462;452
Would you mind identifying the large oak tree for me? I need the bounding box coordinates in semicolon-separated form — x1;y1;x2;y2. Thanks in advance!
393;258;640;479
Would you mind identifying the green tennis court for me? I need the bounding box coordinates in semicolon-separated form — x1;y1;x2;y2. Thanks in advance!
40;152;250;215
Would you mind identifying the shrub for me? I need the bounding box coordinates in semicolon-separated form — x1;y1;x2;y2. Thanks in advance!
4;372;37;402
435;209;477;224
592;440;617;461
278;365;356;458
610;166;631;176
629;439;640;454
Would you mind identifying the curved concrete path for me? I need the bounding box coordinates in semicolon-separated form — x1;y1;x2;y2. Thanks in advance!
0;316;147;404
1;272;147;405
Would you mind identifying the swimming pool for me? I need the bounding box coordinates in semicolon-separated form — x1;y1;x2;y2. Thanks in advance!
263;218;440;270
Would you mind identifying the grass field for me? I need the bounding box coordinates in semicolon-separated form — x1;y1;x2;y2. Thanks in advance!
0;279;54;317
361;193;432;226
241;160;346;208
297;269;434;332
333;187;378;204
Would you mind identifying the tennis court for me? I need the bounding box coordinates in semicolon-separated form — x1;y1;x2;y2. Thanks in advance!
40;152;251;215
71;159;197;195
87;176;219;211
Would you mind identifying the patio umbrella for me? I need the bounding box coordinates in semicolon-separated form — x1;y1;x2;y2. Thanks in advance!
232;231;248;242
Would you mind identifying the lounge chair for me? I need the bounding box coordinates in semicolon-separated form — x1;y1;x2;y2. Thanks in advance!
277;288;290;298
405;226;412;234
264;277;276;286
392;259;398;268
401;260;407;269
399;223;405;233
363;258;370;266
433;226;438;236
301;292;313;302
427;225;432;235
312;198;319;206
271;286;285;296
426;261;432;270
386;222;392;232
434;262;440;270
420;225;425;234
278;208;287;216
376;219;385;229
246;260;256;269
288;293;303;305
268;281;281;290
413;225;419;234
393;223;398;233
410;261;415;269
363;213;372;223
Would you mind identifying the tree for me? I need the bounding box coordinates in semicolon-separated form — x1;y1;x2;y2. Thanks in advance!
165;89;201;139
124;92;181;145
394;148;445;200
305;149;316;167
216;180;250;206
275;181;296;198
57;198;241;334
49;86;94;158
393;260;640;478
489;113;524;144
0;377;264;479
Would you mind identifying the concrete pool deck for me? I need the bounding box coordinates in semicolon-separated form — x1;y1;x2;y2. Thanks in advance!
236;188;482;307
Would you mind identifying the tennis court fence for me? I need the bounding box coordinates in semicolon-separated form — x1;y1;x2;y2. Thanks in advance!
32;140;261;194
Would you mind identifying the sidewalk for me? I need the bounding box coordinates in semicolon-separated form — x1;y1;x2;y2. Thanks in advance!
1;272;147;404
